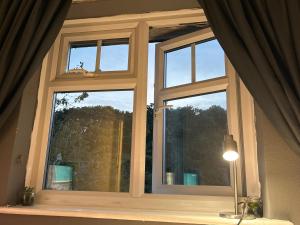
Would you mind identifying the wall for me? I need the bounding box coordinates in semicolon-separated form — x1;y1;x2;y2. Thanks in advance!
0;105;20;205
256;106;300;225
0;69;40;205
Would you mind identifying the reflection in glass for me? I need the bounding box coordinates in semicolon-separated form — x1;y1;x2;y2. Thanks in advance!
163;92;230;186
44;91;133;192
100;39;129;71
165;46;192;88
68;43;97;72
196;40;225;81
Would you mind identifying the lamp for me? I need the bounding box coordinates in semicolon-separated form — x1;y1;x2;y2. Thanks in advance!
219;134;242;219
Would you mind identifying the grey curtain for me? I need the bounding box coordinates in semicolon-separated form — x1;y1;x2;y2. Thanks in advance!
198;0;300;154
0;0;71;129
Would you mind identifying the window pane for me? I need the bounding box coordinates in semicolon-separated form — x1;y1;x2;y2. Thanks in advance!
68;43;97;72
163;92;230;186
196;40;225;81
45;90;133;192
100;39;129;71
165;46;191;88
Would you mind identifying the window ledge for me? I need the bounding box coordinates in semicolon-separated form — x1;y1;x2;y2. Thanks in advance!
0;205;293;225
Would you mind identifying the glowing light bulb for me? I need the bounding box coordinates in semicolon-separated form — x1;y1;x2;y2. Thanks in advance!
223;150;239;161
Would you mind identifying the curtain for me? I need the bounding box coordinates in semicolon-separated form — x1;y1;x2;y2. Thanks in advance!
198;0;300;154
0;0;71;129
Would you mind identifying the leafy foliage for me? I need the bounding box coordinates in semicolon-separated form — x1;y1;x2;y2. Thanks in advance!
164;105;229;186
55;92;89;108
144;104;229;192
48;105;132;192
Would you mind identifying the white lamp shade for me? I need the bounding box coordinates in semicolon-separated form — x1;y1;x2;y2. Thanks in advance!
223;135;239;161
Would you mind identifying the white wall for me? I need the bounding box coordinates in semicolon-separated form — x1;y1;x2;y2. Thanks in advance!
256;106;300;225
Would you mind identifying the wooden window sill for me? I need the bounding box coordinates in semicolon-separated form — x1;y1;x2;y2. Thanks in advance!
0;205;293;225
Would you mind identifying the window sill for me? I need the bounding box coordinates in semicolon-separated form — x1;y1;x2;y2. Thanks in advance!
0;205;293;225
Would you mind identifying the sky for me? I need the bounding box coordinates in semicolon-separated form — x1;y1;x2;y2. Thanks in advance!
55;91;134;112
58;39;226;112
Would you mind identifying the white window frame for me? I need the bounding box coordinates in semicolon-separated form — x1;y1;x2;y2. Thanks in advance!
58;29;135;79
152;28;240;196
25;9;260;213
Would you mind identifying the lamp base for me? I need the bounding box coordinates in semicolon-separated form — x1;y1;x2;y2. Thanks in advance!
219;212;256;220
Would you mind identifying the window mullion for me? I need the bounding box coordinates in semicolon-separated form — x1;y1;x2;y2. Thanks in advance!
130;21;149;197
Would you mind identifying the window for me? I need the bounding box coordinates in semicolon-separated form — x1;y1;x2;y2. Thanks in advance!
59;33;133;78
67;39;130;74
31;30;137;193
163;92;229;187
27;10;259;212
164;39;225;88
151;29;236;195
45;91;133;192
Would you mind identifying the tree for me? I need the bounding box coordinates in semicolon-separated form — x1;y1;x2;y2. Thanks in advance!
49;92;229;192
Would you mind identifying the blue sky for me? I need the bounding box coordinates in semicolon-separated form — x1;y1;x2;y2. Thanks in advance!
55;91;134;112
58;40;226;112
68;43;129;72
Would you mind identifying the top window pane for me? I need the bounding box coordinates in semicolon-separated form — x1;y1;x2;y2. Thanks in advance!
195;40;225;81
100;39;129;72
165;46;192;88
68;43;97;72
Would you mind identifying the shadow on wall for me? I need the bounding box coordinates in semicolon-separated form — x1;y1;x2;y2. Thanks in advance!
0;105;20;205
256;105;300;225
0;69;41;205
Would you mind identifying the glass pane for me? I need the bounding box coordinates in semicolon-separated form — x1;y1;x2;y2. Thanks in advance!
100;39;129;71
196;39;225;81
165;46;191;88
163;92;230;186
44;90;133;192
68;43;97;72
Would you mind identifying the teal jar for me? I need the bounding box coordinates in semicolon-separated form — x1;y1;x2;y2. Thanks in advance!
183;173;198;185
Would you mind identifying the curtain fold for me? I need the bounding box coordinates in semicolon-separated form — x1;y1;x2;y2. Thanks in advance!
198;0;300;154
0;0;71;129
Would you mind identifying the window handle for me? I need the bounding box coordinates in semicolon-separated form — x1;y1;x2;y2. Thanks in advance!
154;105;173;116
